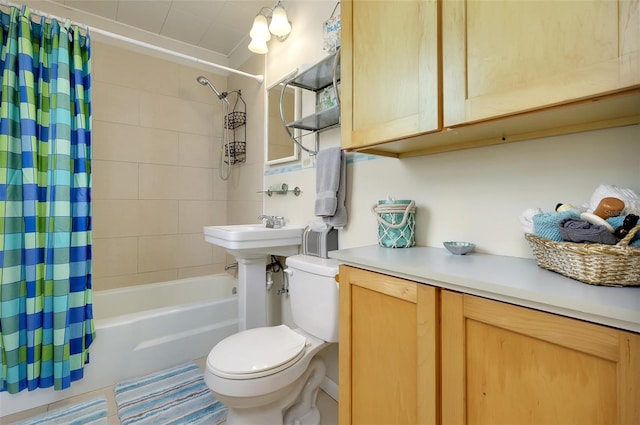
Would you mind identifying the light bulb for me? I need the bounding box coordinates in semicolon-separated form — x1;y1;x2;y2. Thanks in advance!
249;14;271;42
269;5;291;37
248;37;268;54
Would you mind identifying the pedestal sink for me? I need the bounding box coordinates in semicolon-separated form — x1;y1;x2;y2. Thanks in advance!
204;224;303;330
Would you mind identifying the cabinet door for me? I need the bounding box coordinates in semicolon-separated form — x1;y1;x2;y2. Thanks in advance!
339;266;438;425
443;0;640;126
441;291;640;424
341;0;440;150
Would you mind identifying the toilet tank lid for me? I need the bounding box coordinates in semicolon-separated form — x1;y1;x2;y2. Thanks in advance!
286;254;339;277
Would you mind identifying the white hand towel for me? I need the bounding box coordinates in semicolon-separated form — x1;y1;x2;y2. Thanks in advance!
315;147;342;217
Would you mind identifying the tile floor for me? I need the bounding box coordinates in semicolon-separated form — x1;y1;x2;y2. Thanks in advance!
1;357;338;425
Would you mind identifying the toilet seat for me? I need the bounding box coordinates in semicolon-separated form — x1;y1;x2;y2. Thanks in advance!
208;325;307;380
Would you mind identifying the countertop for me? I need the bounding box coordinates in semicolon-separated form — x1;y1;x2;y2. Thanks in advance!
329;245;640;333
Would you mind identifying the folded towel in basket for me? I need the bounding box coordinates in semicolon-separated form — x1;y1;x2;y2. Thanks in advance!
559;219;619;245
533;210;580;241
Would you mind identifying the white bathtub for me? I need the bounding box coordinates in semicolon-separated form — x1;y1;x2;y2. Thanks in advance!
0;274;238;417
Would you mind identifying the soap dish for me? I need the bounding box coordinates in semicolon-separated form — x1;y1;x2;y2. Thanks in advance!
443;241;475;255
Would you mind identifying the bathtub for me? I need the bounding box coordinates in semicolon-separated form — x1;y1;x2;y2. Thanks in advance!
0;273;238;417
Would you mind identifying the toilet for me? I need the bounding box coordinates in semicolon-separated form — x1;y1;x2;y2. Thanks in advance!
204;254;339;425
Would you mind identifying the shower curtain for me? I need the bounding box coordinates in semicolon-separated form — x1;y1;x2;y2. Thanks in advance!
0;6;94;394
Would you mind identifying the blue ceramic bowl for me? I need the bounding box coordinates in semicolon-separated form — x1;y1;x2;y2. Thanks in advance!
443;241;475;255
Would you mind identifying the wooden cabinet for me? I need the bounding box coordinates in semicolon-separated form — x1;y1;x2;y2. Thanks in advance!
339;267;640;424
340;0;440;151
340;0;640;157
441;290;640;425
338;265;438;425
443;0;640;126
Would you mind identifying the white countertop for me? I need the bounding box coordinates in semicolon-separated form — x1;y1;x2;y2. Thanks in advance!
329;245;640;333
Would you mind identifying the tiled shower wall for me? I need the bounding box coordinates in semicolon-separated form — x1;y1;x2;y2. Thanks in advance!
91;41;234;291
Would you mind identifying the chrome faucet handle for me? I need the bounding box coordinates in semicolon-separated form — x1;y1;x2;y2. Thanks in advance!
273;216;285;229
258;214;275;228
258;214;270;227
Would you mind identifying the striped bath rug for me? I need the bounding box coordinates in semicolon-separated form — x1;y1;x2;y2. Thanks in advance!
114;362;227;425
10;396;107;425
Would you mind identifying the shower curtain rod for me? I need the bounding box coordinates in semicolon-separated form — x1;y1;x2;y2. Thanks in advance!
0;0;264;83
90;27;264;83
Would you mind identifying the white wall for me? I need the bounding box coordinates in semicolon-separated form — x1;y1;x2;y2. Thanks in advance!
266;126;640;258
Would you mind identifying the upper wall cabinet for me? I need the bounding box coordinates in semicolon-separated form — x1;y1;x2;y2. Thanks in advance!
443;0;640;126
340;0;640;157
340;0;440;151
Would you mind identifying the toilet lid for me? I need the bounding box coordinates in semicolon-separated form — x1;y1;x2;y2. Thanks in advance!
208;325;307;379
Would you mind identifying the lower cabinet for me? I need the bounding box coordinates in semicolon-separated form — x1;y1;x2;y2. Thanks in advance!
338;265;438;425
339;265;640;425
441;290;640;425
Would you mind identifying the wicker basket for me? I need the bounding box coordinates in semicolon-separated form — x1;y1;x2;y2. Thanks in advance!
525;225;640;287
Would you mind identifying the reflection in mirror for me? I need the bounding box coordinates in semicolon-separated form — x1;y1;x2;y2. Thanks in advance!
266;78;299;164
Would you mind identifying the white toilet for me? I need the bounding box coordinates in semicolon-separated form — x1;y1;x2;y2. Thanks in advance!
204;254;339;425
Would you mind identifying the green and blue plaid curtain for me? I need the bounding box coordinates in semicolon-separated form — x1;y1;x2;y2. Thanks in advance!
0;6;94;394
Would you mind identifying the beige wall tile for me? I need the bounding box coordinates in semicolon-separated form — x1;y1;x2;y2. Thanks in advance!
137;200;180;235
227;162;263;202
93;120;179;165
138;235;180;272
179;167;214;200
93;121;144;162
92;200;140;238
138;92;179;132
227;200;263;225
178;265;227;279
211;135;224;169
86;43;268;291
92;160;139;200
92;237;138;278
139;57;180;97
93;42;142;88
92;81;140;126
178;234;214;268
216;246;235;271
177;99;218;136
93;42;180;98
179;200;226;233
139;93;216;136
179;132;215;168
94;270;179;292
138;128;179;165
138;164;180;199
212;169;228;201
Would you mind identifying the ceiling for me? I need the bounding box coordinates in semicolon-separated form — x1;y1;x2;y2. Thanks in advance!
51;0;269;57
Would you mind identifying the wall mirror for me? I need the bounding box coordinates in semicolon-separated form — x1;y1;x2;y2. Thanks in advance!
266;71;300;165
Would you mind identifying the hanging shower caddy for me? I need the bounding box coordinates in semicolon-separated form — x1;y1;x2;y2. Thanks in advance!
224;91;247;165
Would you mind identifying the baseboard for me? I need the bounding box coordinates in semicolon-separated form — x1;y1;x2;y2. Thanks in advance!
320;377;338;401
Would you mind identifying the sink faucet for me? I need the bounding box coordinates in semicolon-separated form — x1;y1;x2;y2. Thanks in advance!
258;215;285;229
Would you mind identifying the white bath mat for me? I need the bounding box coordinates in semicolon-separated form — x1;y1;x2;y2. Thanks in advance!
10;396;108;425
114;362;227;425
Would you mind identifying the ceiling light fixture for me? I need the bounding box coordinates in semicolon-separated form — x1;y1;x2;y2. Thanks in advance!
248;1;292;54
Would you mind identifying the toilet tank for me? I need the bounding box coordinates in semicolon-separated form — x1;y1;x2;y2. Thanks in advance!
285;254;339;343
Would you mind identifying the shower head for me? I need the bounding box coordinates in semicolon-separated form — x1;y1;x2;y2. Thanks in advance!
196;76;227;100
